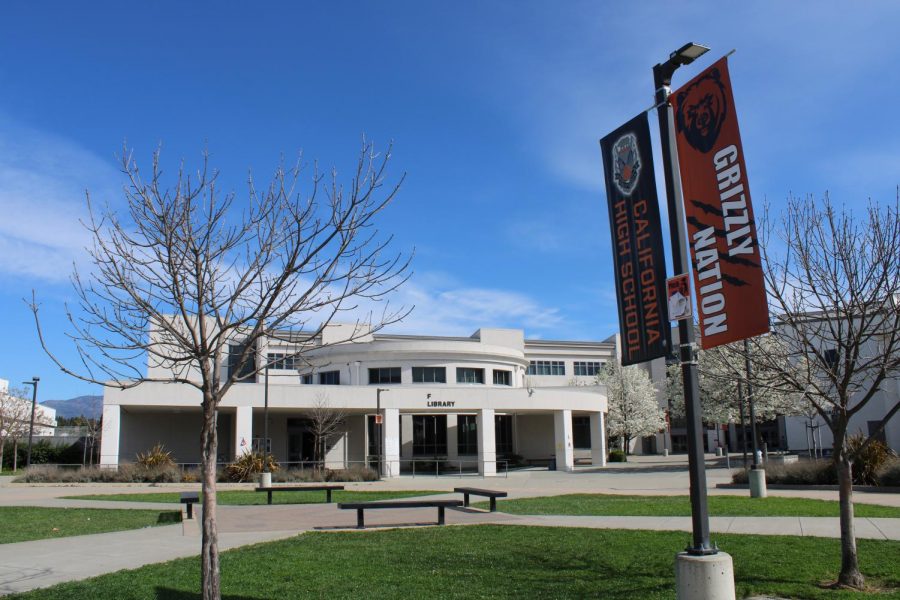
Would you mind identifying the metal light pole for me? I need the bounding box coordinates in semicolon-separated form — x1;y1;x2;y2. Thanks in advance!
22;377;40;468
263;363;270;469
737;381;748;467
744;339;760;467
653;42;715;556
375;388;387;479
654;42;737;598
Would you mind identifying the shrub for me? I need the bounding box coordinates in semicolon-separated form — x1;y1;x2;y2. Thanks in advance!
224;452;279;483
135;444;175;468
847;433;894;486
731;460;836;485
608;450;627;463
876;457;900;487
272;465;377;483
14;463;185;483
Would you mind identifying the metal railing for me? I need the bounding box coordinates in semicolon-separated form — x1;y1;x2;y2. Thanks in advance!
391;457;509;478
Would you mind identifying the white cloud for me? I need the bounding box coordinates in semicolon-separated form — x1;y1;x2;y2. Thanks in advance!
0;118;120;282
333;271;571;339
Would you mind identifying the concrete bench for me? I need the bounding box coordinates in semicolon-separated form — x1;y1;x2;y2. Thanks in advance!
337;499;463;529
255;484;345;505
454;487;508;512
180;492;199;520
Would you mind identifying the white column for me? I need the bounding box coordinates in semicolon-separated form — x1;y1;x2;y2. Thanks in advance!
446;414;459;464
99;404;120;468
382;408;401;477
477;408;496;476
235;406;253;458
554;409;575;471
590;412;607;467
400;414;414;459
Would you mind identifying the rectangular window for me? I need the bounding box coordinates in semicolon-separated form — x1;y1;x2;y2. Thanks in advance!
495;415;513;455
300;374;313;384
412;366;447;383
824;348;840;371
457;415;478;455
573;416;591;449
318;370;341;385
492;369;512;386
229;342;257;383
266;353;287;369
456;367;485;384
573;361;603;376
369;367;402;384
526;360;566;376
413;415;447;456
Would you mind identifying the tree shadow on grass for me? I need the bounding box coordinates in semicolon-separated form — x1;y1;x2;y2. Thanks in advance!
154;588;266;600
157;512;183;524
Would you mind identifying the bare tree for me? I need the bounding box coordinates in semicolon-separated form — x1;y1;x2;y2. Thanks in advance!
0;387;32;471
306;392;347;471
752;194;900;589
30;140;410;600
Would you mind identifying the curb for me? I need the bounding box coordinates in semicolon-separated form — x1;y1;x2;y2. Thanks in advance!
716;483;900;494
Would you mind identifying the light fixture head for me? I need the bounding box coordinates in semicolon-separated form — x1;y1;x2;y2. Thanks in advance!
671;42;710;65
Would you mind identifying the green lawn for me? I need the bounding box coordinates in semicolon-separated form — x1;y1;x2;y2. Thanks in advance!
7;526;899;599
474;494;900;518
0;507;181;544
64;489;442;505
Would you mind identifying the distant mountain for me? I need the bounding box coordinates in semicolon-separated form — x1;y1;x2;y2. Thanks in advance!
41;395;103;420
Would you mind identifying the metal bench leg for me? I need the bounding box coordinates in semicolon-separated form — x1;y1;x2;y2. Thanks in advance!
490;497;497;512
438;506;445;525
463;493;470;507
326;489;332;503
268;491;273;505
357;509;365;529
186;503;193;520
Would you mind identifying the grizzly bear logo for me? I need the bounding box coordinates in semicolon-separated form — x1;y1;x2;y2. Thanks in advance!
675;67;728;153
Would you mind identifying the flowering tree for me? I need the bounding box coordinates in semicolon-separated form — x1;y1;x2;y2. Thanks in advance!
599;361;665;453
0;387;31;471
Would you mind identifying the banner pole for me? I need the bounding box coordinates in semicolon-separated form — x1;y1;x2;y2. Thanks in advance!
653;61;715;556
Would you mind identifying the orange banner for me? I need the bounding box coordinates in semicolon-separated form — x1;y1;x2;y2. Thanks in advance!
671;56;769;349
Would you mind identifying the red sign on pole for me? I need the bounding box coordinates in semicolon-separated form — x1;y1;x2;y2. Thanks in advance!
374;414;383;425
670;56;769;349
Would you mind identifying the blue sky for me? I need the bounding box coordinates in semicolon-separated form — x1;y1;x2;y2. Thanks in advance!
1;2;898;400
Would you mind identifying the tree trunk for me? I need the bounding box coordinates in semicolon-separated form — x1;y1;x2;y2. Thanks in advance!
200;395;220;600
12;439;17;471
0;439;5;471
836;455;864;588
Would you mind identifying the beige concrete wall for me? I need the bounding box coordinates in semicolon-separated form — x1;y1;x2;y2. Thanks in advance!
515;414;555;460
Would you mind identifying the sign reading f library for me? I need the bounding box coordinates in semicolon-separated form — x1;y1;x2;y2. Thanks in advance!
601;113;670;366
671;56;769;349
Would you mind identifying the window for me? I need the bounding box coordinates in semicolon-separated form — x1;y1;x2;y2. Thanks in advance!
573;416;591;449
413;415;447;456
300;374;313;384
573;361;603;376
492;369;512;386
457;415;478;455
456;367;484;384
412;366;446;383
228;342;257;382
495;415;513;455
266;353;300;370
318;370;340;385
369;367;401;384
527;360;566;376
824;348;840;372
